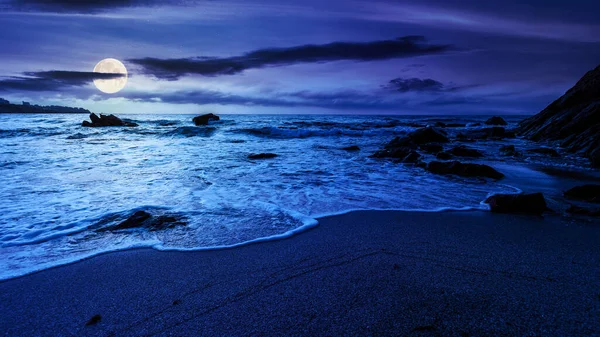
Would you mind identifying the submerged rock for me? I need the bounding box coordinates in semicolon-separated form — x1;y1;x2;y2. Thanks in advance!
248;153;278;159
485;116;508;126
500;145;519;156
341;145;360;151
518;64;600;167
192;113;220;126
373;146;421;163
485;193;548;215
166;126;216;138
457;127;515;140
419;144;444;154
426;161;504;179
566;205;600;216
434;122;466;128
448;145;483;157
435;152;453;160
81;113;138;127
527;148;560;157
100;211;186;231
564;184;600;203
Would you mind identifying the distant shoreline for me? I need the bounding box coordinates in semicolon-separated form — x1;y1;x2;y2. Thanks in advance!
0;98;91;114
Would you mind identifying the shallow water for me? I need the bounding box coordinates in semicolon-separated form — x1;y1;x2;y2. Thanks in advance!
0;114;590;279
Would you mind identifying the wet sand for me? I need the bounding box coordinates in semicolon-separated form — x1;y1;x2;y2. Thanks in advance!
1;210;599;336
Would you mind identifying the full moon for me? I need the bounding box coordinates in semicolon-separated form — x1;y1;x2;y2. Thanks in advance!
93;58;128;94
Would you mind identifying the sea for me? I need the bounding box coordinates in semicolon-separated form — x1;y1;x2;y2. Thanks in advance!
0;114;595;280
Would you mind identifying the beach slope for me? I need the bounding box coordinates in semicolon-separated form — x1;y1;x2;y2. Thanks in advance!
1;211;599;336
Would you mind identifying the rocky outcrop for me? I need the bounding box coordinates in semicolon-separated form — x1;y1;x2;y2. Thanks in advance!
485;116;507;126
485;193;548;215
248;153;278;159
373;146;421;163
426;161;504;179
373;127;448;159
82;113;138;127
100;211;185;231
564;184;600;203
518;64;600;167
419;144;444;154
448;145;483;157
193;113;220;125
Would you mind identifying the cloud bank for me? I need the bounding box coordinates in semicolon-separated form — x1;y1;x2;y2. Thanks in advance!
129;36;453;80
0;71;126;91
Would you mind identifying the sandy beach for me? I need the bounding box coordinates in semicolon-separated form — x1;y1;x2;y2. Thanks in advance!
1;210;599;336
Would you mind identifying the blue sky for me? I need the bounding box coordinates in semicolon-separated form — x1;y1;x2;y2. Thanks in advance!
0;0;599;114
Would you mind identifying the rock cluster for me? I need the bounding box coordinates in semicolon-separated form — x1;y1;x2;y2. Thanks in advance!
82;113;138;127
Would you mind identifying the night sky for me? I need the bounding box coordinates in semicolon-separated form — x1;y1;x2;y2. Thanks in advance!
1;0;599;114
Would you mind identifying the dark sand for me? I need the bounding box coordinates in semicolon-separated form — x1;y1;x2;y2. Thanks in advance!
1;210;599;336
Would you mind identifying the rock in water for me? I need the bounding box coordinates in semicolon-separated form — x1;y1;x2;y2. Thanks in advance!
100;211;185;231
457;127;515;140
518;64;600;167
566;205;600;216
527;148;560;157
500;145;519;157
82;113;138;127
405;126;449;144
426;161;504;179
485;116;508;125
248;153;278;159
373;127;447;159
564;184;600;203
449;145;483;157
485;193;548;215
341;145;360;151
192;113;220;125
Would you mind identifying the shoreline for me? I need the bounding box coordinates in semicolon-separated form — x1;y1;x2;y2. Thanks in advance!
2;209;599;336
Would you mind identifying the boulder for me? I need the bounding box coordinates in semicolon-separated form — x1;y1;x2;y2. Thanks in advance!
485;116;508;126
341;145;360;151
248;153;278;159
449;145;483;157
564;184;600;203
373;146;420;163
426;161;504;179
192;113;220;126
518;64;600;167
407;127;449;144
484;193;548;215
101;211;185;231
566;205;600;216
82;113;138;127
527;148;560;157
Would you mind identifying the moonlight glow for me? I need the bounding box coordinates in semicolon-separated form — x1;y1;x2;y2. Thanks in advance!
93;58;128;94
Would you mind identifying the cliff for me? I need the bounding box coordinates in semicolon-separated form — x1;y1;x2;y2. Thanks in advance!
518;65;600;167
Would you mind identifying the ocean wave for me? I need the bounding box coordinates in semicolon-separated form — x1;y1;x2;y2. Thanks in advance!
165;126;217;137
232;126;395;139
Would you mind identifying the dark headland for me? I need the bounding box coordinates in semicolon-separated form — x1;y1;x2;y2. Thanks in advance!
0;98;90;114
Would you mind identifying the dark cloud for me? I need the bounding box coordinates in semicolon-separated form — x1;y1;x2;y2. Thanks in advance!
129;36;454;80
384;78;445;93
0;71;125;91
4;0;155;13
